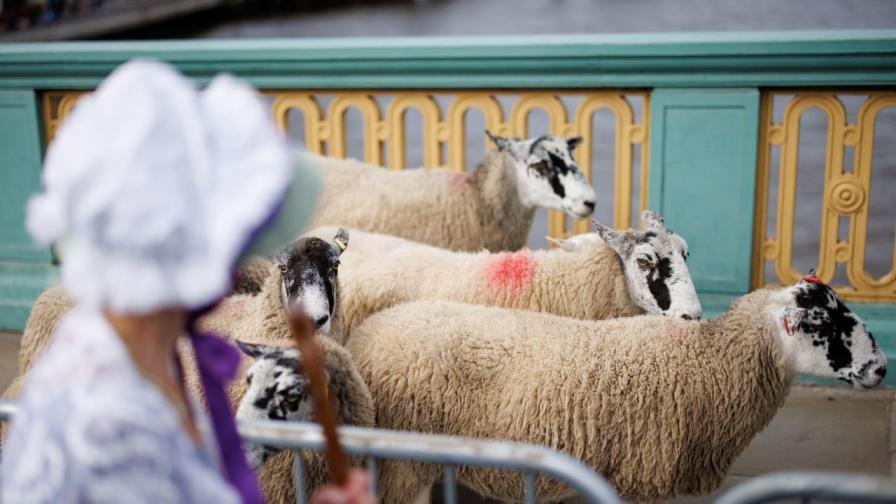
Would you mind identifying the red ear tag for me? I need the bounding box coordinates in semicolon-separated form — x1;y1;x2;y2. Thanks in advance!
783;314;794;336
803;275;821;284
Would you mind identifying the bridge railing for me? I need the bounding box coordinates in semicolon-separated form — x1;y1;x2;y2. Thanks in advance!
0;31;895;381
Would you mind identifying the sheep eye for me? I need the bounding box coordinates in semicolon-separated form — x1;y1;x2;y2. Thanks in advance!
246;374;253;386
279;264;288;274
531;160;551;176
331;260;340;274
636;258;652;269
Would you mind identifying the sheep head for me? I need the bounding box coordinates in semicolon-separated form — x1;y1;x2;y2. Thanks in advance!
768;275;887;389
486;130;596;219
580;210;703;320
235;340;318;469
276;228;349;334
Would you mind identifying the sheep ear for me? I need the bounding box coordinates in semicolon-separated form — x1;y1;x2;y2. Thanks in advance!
592;219;630;257
486;129;514;152
546;236;582;252
333;227;349;255
566;136;584;150
236;340;274;359
641;210;666;231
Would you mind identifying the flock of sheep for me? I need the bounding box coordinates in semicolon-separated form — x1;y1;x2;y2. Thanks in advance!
2;131;889;503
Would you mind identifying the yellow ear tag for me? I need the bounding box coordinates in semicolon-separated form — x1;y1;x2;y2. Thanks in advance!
334;238;347;252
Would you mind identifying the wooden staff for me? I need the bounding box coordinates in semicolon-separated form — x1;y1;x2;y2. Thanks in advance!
286;305;349;486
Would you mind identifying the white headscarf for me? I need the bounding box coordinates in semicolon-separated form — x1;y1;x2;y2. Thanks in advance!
26;59;313;313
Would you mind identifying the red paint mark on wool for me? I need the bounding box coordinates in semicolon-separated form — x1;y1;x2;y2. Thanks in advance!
447;171;469;192
487;250;535;296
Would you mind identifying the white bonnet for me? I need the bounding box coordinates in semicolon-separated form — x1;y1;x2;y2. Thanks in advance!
26;59;313;313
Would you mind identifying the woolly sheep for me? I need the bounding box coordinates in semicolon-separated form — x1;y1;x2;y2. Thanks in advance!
305;210;702;340
307;131;597;252
194;246;374;503
2;231;359;468
189;322;374;503
346;278;887;502
181;229;372;502
9;230;349;381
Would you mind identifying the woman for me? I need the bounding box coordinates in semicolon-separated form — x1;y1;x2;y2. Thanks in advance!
0;60;368;503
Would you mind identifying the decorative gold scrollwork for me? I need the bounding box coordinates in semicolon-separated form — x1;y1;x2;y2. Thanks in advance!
41;89;648;240
753;92;896;301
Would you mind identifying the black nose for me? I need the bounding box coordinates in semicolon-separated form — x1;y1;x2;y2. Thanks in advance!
315;315;329;327
681;314;694;321
583;200;595;211
875;366;887;378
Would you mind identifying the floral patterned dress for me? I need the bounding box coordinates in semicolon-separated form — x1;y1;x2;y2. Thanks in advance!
1;307;240;504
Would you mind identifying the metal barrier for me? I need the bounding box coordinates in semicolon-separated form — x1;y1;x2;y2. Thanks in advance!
0;400;621;504
717;471;896;504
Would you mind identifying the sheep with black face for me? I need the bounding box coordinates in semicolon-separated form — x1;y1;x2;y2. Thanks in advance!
346;276;886;502
307;130;597;252
302;210;700;342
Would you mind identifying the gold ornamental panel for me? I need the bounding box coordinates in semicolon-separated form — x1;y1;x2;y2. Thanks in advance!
42;89;650;238
753;91;896;301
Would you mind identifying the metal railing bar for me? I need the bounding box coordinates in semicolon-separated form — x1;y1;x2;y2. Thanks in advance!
524;471;537;504
443;466;457;504
294;450;306;504
366;457;379;497
716;471;896;504
236;419;620;503
0;400;620;504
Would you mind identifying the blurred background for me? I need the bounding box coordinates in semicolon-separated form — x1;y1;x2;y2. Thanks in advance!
1;3;895;501
3;0;896;39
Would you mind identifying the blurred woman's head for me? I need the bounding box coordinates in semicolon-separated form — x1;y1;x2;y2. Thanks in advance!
26;59;317;315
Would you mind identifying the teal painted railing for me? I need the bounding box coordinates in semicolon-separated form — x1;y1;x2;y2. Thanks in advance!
1;31;894;381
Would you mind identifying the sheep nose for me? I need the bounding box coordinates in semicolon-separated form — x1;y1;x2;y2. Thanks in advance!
875;366;887;378
681;314;697;321
583;200;595;211
315;314;329;327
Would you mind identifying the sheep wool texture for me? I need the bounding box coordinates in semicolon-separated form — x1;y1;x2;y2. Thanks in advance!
194;267;374;503
313;228;641;339
346;291;793;502
308;151;534;252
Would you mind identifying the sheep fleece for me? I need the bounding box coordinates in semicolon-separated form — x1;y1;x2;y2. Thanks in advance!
331;231;640;337
194;268;374;503
308;151;533;252
347;294;792;502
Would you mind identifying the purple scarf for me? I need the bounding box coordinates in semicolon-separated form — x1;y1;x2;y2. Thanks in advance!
190;328;264;504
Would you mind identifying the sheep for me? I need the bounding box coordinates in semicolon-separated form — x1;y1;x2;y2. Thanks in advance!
8;229;349;382
1;230;357;468
180;333;374;504
304;210;702;341
346;276;888;502
187;232;374;503
307;131;597;252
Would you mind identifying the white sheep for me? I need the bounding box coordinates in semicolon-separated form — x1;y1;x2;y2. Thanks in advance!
346;277;887;502
305;210;702;340
307;131;597;252
8;229;350;382
176;230;374;503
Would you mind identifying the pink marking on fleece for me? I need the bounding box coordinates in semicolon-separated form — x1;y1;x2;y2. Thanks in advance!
447;171;470;192
486;250;536;297
664;319;692;345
